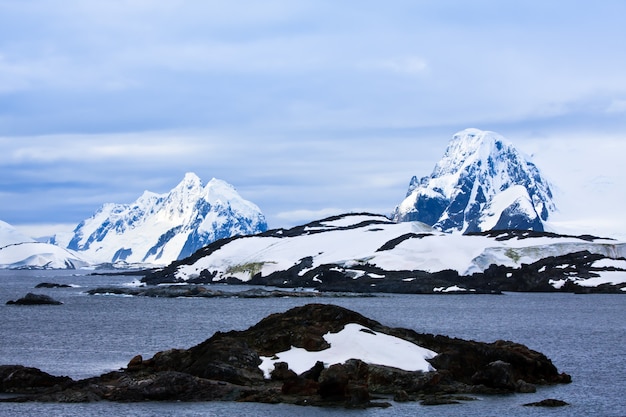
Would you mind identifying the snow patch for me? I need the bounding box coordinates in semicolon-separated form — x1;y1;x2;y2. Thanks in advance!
258;323;437;378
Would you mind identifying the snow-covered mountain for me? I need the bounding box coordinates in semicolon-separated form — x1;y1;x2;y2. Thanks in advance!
57;173;268;265
0;220;87;269
393;128;555;233
144;213;626;293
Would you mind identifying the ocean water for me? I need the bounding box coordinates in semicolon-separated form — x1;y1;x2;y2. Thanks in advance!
0;269;624;416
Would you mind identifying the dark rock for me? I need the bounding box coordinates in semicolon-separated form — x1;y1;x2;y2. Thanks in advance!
126;355;143;371
300;361;325;381
393;389;410;402
471;360;516;391
421;396;461;405
87;285;375;299
281;376;319;396
270;362;297;381
6;293;63;305
515;379;536;393
0;365;72;393
35;283;72;288
523;398;569;407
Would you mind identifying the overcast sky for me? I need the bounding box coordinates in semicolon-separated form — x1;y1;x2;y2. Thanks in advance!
1;1;625;238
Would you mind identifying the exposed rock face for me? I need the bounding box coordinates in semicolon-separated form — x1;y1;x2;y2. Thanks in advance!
0;304;571;408
6;293;63;305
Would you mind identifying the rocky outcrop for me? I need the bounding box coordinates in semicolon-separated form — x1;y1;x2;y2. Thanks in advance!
35;282;72;288
0;365;72;393
86;286;375;299
6;293;63;305
0;304;571;408
523;398;569;407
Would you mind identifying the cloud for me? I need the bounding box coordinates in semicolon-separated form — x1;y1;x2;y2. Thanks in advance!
275;208;346;224
606;99;626;114
1;1;626;238
373;57;429;75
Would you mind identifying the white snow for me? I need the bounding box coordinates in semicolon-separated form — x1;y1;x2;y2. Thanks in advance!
172;214;626;282
433;285;467;293
258;323;437;378
0;242;88;269
575;271;626;287
592;259;626;269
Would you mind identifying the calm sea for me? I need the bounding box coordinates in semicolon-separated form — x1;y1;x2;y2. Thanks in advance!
0;270;624;417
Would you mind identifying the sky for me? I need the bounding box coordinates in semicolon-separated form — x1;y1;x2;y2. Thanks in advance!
1;1;625;239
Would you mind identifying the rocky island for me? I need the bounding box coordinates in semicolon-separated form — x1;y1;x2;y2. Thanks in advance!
1;304;570;408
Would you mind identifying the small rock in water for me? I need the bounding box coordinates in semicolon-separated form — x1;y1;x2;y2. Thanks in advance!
35;282;72;288
523;398;569;407
6;293;63;305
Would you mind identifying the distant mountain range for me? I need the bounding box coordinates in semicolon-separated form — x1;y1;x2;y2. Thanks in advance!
2;129;625;294
394;128;555;233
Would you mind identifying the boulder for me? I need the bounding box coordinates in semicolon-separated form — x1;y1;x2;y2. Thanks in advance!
471;360;517;391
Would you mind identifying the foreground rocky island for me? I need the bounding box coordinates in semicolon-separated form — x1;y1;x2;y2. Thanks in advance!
1;304;570;408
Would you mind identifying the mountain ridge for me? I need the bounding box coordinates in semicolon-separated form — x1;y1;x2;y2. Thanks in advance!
56;173;268;265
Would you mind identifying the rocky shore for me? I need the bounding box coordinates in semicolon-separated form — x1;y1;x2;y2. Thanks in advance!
0;304;571;408
86;286;376;299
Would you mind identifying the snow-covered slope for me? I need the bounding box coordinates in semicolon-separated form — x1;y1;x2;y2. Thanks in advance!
394;128;555;233
1;220;34;246
57;173;268;265
146;213;626;292
0;220;87;269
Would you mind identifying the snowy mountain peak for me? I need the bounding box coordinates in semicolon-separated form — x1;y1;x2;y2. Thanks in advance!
59;174;268;265
394;129;555;233
433;128;511;177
